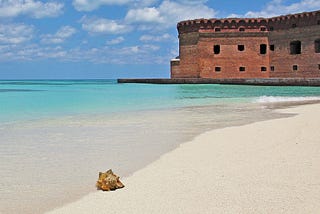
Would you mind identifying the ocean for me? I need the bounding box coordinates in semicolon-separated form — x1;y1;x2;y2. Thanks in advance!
1;80;320;214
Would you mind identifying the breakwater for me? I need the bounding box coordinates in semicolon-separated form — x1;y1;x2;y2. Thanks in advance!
118;78;320;86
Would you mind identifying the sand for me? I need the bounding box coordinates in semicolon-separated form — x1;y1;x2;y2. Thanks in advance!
46;103;320;214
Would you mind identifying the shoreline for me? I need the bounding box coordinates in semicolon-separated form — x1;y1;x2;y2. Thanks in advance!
2;100;290;214
46;102;320;213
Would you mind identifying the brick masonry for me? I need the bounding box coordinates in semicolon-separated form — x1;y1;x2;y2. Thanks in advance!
171;10;320;79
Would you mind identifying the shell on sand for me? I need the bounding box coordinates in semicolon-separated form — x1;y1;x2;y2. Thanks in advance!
96;169;125;191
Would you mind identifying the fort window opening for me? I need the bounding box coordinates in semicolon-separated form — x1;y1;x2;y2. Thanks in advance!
270;66;275;72
269;26;274;31
261;67;267;72
260;27;266;31
260;44;267;54
318;20;320;25
292;23;297;28
318;64;320;70
239;27;245;32
238;45;245;51
215;28;221;32
315;39;320;53
293;65;298;71
239;67;246;72
215;67;221;72
213;45;220;54
270;45;275;51
290;41;301;54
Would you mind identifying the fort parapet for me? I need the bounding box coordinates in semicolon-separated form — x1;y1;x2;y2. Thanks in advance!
171;10;320;79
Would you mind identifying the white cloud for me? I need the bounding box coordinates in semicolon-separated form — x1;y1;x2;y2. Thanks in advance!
73;0;158;11
0;41;168;64
3;45;68;60
0;0;64;18
227;13;241;18
85;44;163;63
140;33;173;42
41;26;77;44
126;7;163;23
143;44;160;51
244;0;320;18
0;23;33;44
81;16;131;34
125;0;216;29
159;0;216;21
106;36;125;45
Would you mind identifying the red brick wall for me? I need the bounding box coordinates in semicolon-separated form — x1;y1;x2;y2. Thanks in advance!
198;33;270;79
269;25;320;78
171;32;200;78
170;60;180;77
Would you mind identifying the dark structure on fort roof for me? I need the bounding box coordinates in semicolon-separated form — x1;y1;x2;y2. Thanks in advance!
170;10;320;79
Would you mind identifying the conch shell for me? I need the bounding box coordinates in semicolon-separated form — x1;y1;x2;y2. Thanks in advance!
96;169;125;191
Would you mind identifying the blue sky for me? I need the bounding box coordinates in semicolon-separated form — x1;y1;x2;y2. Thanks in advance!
0;0;319;79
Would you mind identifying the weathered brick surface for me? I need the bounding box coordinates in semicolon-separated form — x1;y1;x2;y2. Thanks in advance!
269;25;320;78
197;35;270;79
172;33;200;78
171;10;320;79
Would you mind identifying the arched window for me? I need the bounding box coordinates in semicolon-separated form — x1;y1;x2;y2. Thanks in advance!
290;41;301;54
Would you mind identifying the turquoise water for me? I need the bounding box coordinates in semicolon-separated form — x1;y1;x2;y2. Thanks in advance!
2;80;320;214
1;79;320;123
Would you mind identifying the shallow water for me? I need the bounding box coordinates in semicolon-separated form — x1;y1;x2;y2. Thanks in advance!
1;80;320;213
0;103;287;214
1;80;320;123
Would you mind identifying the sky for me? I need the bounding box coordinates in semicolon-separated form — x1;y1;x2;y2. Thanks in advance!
0;0;319;79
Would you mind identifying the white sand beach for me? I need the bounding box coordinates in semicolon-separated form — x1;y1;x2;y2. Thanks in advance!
47;103;320;214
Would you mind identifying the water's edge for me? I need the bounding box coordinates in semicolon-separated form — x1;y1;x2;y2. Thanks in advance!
2;80;320;214
45;100;318;214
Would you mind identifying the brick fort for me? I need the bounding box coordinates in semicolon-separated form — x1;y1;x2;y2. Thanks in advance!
171;10;320;79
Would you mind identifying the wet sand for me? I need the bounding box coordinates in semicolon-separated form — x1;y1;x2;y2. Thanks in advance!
1;102;288;214
47;103;320;213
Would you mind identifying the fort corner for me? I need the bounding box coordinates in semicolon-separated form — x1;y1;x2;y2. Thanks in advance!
171;10;320;79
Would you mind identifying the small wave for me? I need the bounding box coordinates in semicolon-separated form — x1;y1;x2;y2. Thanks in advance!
255;96;320;103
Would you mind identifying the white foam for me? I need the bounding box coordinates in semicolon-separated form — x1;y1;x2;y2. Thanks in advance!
255;96;320;103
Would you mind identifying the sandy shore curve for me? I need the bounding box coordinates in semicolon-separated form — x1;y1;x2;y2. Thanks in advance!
47;103;320;214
